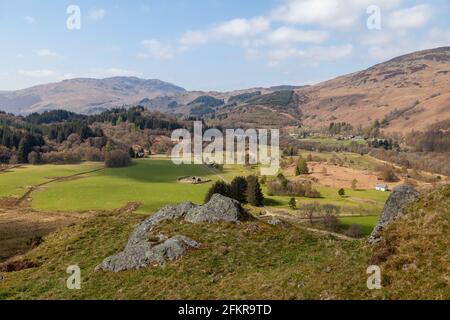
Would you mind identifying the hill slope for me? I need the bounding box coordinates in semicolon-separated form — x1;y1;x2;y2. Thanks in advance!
0;184;448;299
298;47;450;133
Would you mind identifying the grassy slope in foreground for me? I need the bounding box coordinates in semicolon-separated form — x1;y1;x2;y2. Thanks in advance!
1;185;448;299
31;159;216;214
0;212;371;300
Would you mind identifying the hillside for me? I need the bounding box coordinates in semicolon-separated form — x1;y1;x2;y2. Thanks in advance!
0;183;448;299
297;47;450;133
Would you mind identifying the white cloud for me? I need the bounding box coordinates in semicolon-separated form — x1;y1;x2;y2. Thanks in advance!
362;32;392;46
267;27;329;44
423;28;450;49
17;69;59;78
139;40;176;60
83;68;143;78
33;49;63;59
387;5;433;29
271;0;403;28
213;17;270;38
179;31;209;46
268;44;353;65
24;16;36;24
88;8;106;21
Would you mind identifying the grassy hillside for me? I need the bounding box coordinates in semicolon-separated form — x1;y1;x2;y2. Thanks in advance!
1;185;448;299
370;184;450;299
0;210;372;300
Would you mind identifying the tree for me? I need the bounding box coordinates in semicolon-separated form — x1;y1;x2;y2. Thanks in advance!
204;181;231;203
380;165;398;182
104;150;132;168
129;147;135;159
296;159;309;176
338;188;346;197
229;176;248;203
301;202;320;225
17;137;31;163
27;151;39;165
351;179;358;190
288;198;297;210
246;175;264;207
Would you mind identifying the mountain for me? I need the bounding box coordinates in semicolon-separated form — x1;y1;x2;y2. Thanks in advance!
0;77;186;115
1;47;449;133
295;47;450;133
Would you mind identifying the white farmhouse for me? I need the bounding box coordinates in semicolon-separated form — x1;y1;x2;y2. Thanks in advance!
375;184;389;192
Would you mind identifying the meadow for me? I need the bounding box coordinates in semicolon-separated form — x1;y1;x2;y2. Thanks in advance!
0;158;386;229
0;162;102;199
31;159;218;214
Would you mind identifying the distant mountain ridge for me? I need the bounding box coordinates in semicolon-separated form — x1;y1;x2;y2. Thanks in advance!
1;47;450;133
0;77;186;115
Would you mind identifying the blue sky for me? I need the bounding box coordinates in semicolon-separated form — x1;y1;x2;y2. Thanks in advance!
0;0;449;91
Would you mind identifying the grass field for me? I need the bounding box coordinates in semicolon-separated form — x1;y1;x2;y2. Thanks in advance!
264;186;388;214
340;216;380;235
300;137;367;147
0;163;102;199
31;159;218;214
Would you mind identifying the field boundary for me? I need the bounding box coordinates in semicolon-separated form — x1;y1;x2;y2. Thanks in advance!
14;167;105;206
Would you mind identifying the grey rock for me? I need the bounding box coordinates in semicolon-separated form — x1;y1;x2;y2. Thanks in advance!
96;235;200;272
185;194;253;224
127;202;197;247
368;185;419;244
97;195;252;272
402;262;417;271
266;216;292;228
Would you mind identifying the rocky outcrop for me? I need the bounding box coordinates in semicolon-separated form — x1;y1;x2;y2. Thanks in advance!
96;194;252;272
368;185;419;244
96;234;200;272
185;194;253;224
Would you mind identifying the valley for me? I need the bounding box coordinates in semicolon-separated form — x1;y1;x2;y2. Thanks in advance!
0;47;449;301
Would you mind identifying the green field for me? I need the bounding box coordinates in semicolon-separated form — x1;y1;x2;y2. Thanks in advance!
300;137;367;147
31;159;218;214
0;163;102;198
340;216;380;235
264;186;388;214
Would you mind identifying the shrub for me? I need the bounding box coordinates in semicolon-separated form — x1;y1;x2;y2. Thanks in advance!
323;214;340;232
296;159;309;175
345;224;364;238
379;165;398;182
27;151;40;165
301;202;320;225
288;197;297;210
0;146;12;163
246;175;264;207
104;150;132;168
229;177;248;204
204;181;231;203
83;147;104;162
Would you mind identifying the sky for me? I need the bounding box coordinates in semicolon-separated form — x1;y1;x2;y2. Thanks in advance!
0;0;449;91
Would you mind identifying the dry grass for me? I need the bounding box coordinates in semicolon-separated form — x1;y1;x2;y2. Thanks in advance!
371;185;450;299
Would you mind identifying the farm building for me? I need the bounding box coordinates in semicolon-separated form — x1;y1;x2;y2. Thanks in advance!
375;184;389;192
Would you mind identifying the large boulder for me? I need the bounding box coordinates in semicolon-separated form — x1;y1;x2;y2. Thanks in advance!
96;195;252;272
185;194;253;224
96;235;200;272
127;202;197;247
368;185;419;244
